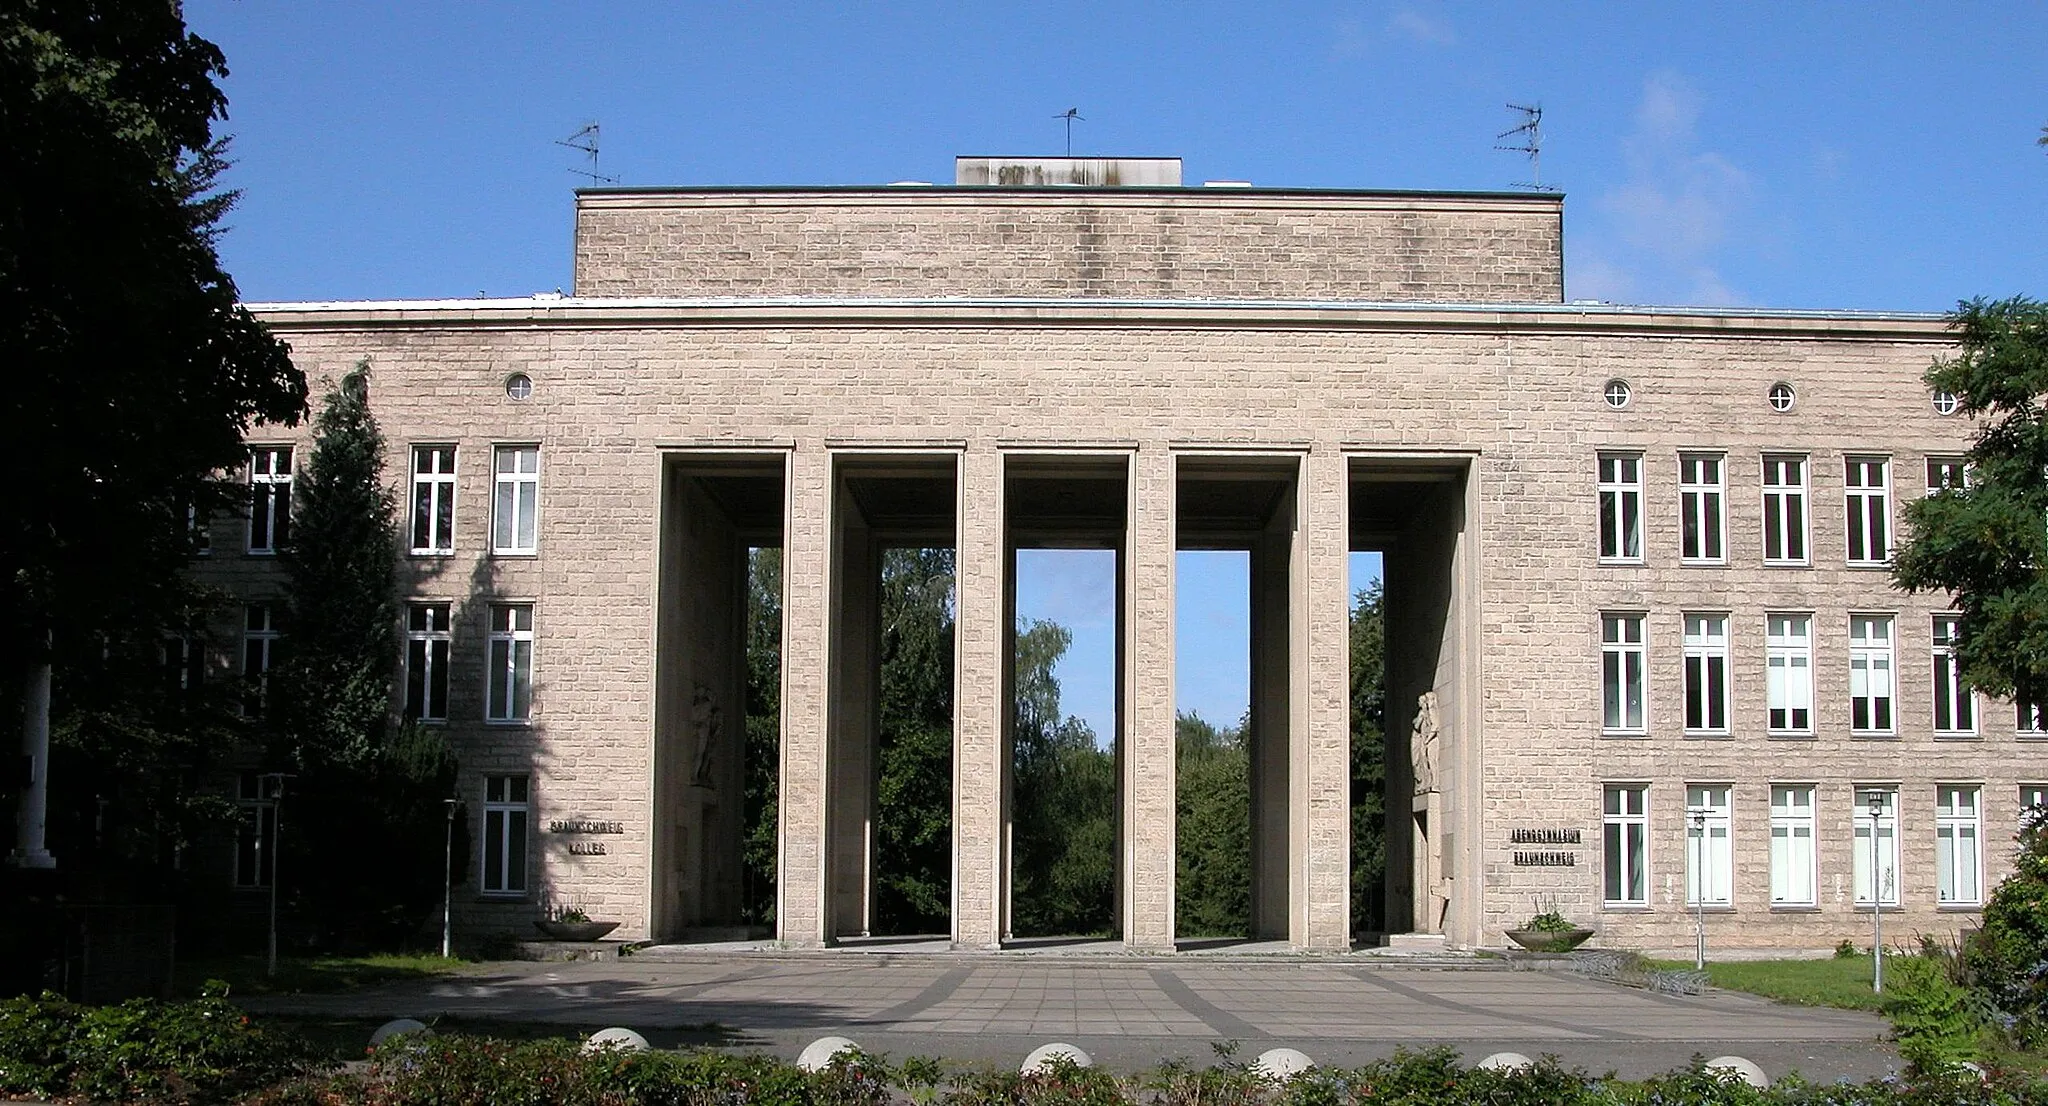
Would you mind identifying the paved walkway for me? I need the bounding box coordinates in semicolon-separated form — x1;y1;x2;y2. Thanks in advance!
245;948;1896;1082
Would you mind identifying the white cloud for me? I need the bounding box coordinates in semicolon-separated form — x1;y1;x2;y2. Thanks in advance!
1584;70;1755;306
1388;8;1455;45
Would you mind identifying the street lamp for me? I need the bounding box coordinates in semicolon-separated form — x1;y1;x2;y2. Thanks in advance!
1688;806;1708;970
1868;791;1886;994
262;772;295;979
442;798;459;959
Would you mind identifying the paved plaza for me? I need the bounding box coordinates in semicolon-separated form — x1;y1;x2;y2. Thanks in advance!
243;947;1897;1082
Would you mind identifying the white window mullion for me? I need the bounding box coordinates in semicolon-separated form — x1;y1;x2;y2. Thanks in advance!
1598;454;1644;563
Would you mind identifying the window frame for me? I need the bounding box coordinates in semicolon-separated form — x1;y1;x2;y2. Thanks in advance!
1927;456;1970;495
247;445;293;556
1678;453;1726;564
1766;612;1814;735
1761;454;1809;566
1600;613;1647;735
1603;783;1650;907
233;772;278;889
486;602;535;723
404;602;453;723
410;445;459;556
481;774;531;896
1597;453;1645;564
1684;784;1734;907
242;604;279;716
1845;456;1892;566
1681;612;1730;735
491;445;541;556
1769;784;1818;907
1853;785;1902;907
1935;784;1983;907
1932;616;1976;736
1848;614;1896;736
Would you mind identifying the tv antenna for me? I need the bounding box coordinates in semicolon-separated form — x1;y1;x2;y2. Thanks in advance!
1495;103;1557;191
1054;108;1083;156
557;122;618;186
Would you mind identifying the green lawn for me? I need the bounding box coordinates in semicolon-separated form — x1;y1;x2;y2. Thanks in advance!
176;952;472;997
1651;954;1886;1011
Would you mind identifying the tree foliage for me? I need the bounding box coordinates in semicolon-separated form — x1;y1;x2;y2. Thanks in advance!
1010;619;1115;937
1175;711;1249;938
0;0;304;657
1351;581;1387;934
741;547;782;926
270;365;454;944
1893;297;2048;701
874;548;955;934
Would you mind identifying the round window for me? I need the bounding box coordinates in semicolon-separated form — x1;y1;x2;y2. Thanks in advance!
1603;379;1632;409
1767;382;1795;412
1932;391;1960;416
505;373;534;401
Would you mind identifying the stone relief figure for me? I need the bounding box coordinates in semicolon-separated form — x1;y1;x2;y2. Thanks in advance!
1410;690;1440;796
690;684;722;789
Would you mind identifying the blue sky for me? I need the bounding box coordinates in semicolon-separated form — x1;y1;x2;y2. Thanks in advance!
185;1;2044;731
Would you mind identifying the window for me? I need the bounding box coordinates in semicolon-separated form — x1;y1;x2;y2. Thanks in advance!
1927;457;1970;493
1603;785;1649;905
247;446;293;554
405;603;452;722
1762;455;1807;564
242;604;279;715
2022;786;2048;825
1769;785;1817;906
1682;614;1729;733
1845;457;1891;565
1768;382;1796;411
482;774;530;894
1853;786;1901;906
1932;617;1975;736
161;635;203;694
411;446;458;555
188;503;211;557
2022;698;2048;737
1679;453;1725;562
487;603;534;722
1604;379;1632;409
1601;614;1646;733
1933;391;1961;416
1685;785;1733;906
1597;454;1643;562
1849;615;1895;735
492;446;540;554
1766;613;1813;734
1936;785;1982;905
234;772;277;888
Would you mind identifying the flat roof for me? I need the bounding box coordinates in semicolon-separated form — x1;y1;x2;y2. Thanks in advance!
573;184;1566;203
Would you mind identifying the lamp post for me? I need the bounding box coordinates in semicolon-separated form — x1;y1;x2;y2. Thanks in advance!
1868;791;1886;994
442;799;459;959
1689;806;1709;970
263;772;294;979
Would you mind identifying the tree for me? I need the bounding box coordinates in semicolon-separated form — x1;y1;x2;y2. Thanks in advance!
271;364;453;943
740;547;781;926
1009;618;1114;937
1892;297;2048;703
1350;581;1387;934
1;1;305;864
874;547;955;934
1175;710;1249;938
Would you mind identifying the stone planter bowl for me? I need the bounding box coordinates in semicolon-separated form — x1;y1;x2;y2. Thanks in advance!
535;919;620;942
1504;927;1593;953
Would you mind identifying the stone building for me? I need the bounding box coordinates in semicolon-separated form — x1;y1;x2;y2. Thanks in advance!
221;156;2021;954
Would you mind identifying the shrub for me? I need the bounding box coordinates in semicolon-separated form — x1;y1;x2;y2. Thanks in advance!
0;991;83;1098
0;990;316;1105
1962;815;2048;1043
1884;954;1986;1076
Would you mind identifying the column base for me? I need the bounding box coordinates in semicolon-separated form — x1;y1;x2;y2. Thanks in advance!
1385;932;1449;952
5;849;55;870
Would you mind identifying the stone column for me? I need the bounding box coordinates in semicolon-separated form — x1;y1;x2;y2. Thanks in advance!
1293;446;1353;950
1123;445;1176;951
777;445;831;947
952;447;1005;948
827;485;877;939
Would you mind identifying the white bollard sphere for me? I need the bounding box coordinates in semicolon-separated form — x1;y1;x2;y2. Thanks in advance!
1477;1052;1533;1072
797;1036;860;1072
585;1027;649;1052
1021;1042;1093;1073
368;1018;431;1050
1705;1056;1768;1088
1253;1048;1315;1079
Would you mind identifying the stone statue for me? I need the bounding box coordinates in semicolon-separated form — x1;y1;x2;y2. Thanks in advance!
1410;691;1440;796
690;684;722;789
